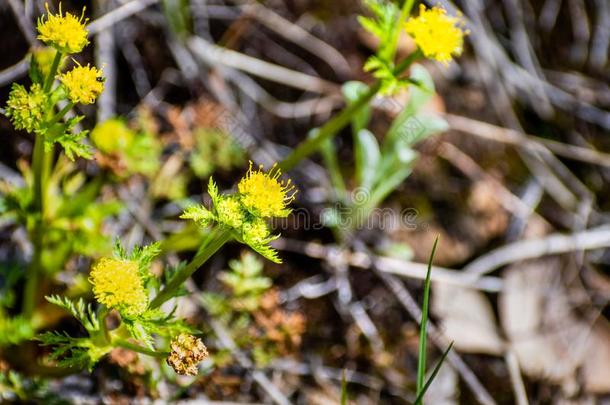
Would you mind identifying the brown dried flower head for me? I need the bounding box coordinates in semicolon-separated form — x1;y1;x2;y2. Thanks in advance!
166;334;209;376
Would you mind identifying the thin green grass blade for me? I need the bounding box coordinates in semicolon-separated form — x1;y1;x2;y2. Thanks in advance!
341;370;348;405
413;342;454;405
416;237;439;395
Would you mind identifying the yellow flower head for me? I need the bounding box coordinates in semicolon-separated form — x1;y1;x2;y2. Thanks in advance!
238;162;296;218
60;64;104;104
89;258;148;317
37;3;89;54
404;5;468;64
5;83;47;132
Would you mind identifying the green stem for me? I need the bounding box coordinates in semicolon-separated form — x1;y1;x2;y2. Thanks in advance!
23;134;50;318
113;339;168;358
150;227;232;308
47;102;75;127
279;50;422;172
99;308;110;343
43;51;63;93
23;50;65;318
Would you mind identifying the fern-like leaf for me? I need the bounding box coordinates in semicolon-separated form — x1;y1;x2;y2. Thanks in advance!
45;295;99;333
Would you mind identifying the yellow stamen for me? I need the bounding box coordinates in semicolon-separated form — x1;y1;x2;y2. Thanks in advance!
404;5;468;65
37;3;89;54
237;161;296;218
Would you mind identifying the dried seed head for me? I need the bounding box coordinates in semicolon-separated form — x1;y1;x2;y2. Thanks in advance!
166;334;209;376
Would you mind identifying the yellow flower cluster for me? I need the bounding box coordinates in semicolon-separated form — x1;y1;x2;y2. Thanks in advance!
181;162;296;263
37;3;89;54
60;64;104;104
166;334;209;376
238;162;296;218
89;258;148;317
215;197;245;229
404;5;468;64
5;83;47;132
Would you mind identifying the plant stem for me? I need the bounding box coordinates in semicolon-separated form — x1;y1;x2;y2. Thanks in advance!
279;50;422;172
23;133;50;318
150;227;232;308
23;50;65;318
43;51;63;93
113;339;168;358
47;102;75;127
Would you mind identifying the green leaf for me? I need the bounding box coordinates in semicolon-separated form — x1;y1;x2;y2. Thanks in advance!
408;64;435;109
320;135;347;199
28;54;44;85
45;295;100;333
354;129;380;190
363;56;410;95
37;332;110;371
342;81;372;134
416;237;439;394
181;204;215;227
358;0;401;61
385;64;435;147
115;241;162;283
0;313;34;346
413;342;454;405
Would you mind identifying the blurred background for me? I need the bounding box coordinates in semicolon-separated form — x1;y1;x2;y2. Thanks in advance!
0;0;609;403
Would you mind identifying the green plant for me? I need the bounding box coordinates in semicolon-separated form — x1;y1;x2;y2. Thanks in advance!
0;0;465;395
202;252;305;367
1;4;113;340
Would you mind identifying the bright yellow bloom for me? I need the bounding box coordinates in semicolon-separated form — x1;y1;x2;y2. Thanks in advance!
60;64;104;104
404;5;468;64
89;258;148;317
37;3;89;54
5;83;47;132
238;162;296;218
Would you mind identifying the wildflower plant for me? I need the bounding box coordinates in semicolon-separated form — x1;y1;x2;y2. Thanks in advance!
181;162;296;265
1;2;108;337
0;0;460;395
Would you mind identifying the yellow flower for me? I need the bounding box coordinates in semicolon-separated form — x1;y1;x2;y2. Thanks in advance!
37;3;89;54
90;119;135;153
89;258;148;317
404;5;468;64
60;64;104;104
32;46;65;79
238;162;296;218
5;83;47;132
